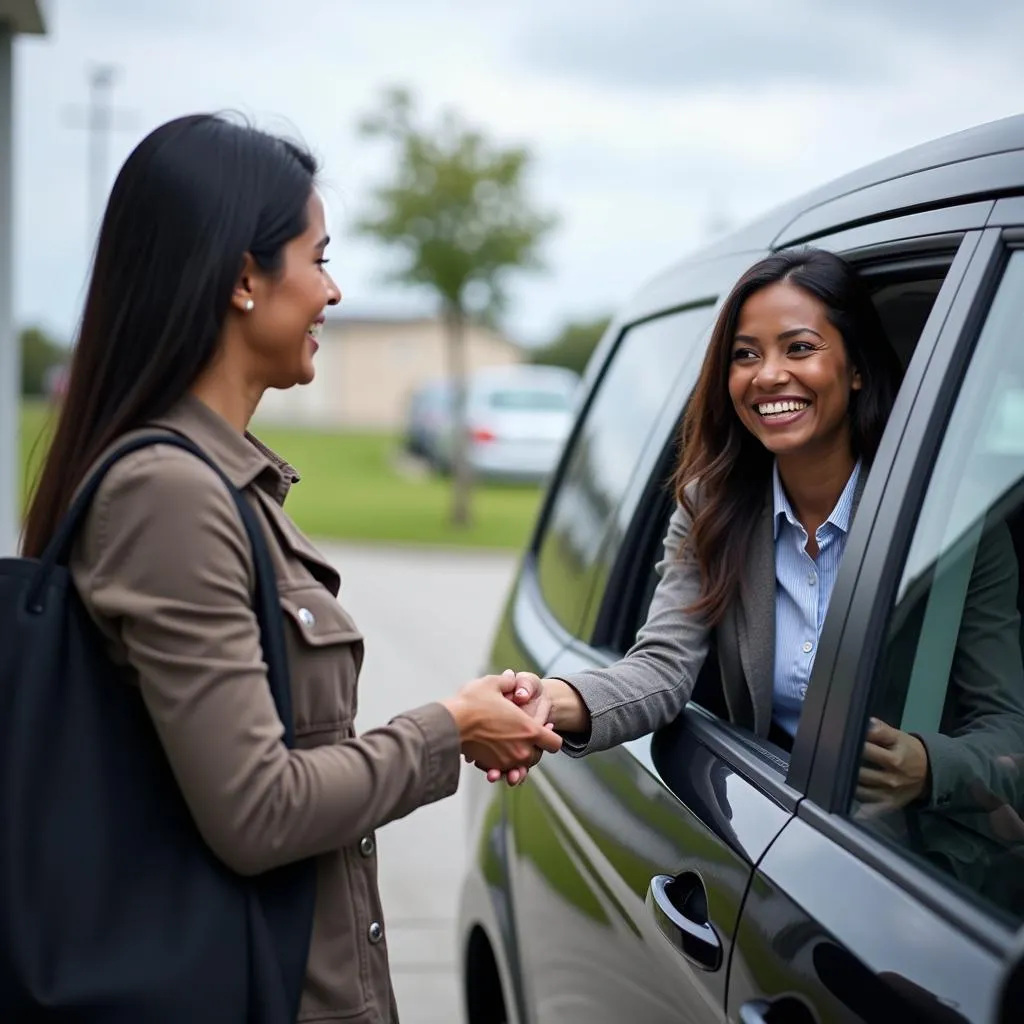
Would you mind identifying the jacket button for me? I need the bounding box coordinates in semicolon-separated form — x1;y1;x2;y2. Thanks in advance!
368;922;383;944
297;608;316;628
359;836;376;857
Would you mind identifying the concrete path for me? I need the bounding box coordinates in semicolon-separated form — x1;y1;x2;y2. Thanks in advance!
315;542;519;1024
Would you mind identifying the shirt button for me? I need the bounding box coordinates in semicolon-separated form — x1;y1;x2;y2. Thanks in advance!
799;684;808;698
297;608;316;628
359;836;376;857
368;922;383;944
802;641;814;654
808;573;817;586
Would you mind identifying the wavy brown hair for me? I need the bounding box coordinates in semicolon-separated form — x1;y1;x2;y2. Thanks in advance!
672;247;903;625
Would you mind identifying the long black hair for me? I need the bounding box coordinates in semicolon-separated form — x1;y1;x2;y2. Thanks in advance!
673;246;904;624
23;114;318;557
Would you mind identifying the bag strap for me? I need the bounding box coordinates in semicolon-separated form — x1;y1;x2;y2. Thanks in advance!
31;432;298;748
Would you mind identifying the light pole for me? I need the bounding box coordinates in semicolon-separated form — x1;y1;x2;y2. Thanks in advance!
63;64;136;244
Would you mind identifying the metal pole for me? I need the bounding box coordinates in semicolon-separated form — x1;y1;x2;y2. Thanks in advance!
87;65;115;236
63;66;134;251
0;27;16;555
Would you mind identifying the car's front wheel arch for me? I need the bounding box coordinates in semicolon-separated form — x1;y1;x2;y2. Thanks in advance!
464;925;509;1024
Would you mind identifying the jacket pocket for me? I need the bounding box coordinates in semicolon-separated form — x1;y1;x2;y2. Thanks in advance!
277;583;365;744
278;583;363;647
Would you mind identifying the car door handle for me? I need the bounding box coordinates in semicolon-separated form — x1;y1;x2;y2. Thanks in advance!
739;997;818;1024
739;1002;771;1024
646;872;722;970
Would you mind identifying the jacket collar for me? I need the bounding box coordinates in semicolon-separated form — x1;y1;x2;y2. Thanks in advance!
772;460;862;541
150;394;299;506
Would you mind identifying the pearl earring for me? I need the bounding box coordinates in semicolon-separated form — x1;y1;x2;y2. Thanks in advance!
244;299;254;312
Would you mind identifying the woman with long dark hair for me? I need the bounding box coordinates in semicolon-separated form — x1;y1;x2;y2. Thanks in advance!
20;113;560;1022
506;247;1024;815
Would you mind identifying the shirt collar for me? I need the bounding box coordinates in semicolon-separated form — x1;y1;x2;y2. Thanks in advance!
149;393;300;505
773;459;862;540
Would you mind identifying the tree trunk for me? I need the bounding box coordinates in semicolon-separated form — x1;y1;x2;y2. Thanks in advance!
444;304;472;527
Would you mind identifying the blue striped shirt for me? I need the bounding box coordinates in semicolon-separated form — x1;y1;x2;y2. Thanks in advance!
772;460;861;737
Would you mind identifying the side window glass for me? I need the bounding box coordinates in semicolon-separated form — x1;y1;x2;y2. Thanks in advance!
536;307;714;638
851;249;1024;926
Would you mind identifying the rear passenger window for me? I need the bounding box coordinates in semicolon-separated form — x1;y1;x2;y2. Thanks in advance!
536;307;714;639
850;249;1024;926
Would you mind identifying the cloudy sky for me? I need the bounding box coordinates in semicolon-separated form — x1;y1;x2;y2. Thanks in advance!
13;0;1024;346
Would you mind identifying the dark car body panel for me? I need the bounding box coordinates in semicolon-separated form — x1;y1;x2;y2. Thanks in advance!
457;114;1024;1024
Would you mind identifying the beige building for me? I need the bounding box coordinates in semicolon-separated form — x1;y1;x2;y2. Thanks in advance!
255;312;523;430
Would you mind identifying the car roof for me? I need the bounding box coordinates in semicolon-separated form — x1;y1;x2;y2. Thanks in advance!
645;113;1024;277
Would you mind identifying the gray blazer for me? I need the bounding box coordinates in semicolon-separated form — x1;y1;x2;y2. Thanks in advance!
559;478;1024;814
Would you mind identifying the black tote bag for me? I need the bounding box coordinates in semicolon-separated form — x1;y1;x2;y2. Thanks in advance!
0;433;317;1022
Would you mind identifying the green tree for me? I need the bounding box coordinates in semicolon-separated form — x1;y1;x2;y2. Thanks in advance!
354;87;558;526
20;326;67;397
530;315;611;376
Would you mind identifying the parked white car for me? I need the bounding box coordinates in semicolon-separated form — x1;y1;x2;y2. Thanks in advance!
435;365;581;483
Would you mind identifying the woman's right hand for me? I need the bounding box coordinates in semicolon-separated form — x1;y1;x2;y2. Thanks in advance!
481;672;592;784
442;673;563;778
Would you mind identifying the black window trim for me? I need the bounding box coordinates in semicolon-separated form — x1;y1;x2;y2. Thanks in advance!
804;228;1011;810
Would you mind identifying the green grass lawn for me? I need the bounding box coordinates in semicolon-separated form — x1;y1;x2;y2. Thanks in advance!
19;400;545;550
19;400;55;512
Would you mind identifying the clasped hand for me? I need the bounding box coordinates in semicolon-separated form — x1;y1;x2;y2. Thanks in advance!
467;681;933;804
449;670;559;788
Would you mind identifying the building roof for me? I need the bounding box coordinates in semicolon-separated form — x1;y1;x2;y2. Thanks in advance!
323;298;438;325
323;305;525;349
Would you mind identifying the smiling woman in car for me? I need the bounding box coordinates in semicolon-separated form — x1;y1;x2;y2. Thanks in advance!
502;246;1024;817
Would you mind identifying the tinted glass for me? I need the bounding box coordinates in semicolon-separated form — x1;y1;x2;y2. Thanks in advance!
536;307;714;638
488;390;572;412
850;250;1024;926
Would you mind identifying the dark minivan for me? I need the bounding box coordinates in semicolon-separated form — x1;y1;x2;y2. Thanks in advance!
456;114;1024;1023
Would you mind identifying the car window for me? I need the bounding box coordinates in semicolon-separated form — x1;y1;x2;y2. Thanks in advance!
849;249;1024;927
488;390;572;411
535;306;714;639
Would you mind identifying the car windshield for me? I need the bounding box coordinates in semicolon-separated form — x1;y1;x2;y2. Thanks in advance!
486;389;572;412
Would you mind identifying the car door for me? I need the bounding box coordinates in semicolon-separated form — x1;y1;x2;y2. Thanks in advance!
501;294;746;1024
728;226;1024;1023
504;208;997;1024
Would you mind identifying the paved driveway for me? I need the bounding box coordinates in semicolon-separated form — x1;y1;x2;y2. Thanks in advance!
316;542;519;1024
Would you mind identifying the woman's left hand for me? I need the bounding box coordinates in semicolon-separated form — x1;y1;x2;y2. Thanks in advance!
856;718;930;812
481;671;553;787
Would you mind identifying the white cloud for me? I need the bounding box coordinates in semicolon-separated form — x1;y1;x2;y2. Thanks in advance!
13;0;1024;349
515;0;1024;92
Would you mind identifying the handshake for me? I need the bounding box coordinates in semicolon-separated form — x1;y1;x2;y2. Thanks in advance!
442;670;577;787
